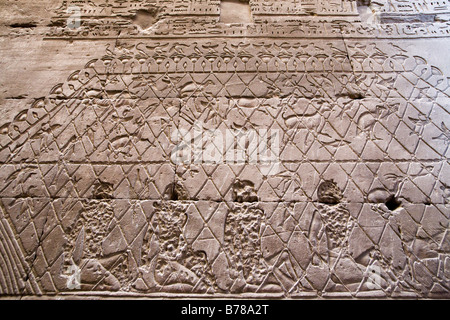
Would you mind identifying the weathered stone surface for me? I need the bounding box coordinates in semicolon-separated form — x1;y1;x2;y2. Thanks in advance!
0;0;449;299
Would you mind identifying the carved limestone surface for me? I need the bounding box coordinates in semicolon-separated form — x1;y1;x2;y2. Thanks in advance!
0;0;449;299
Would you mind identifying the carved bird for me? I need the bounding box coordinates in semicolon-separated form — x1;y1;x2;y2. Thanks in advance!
388;42;408;54
356;104;387;140
179;80;214;98
170;43;189;55
433;122;450;144
408;114;431;136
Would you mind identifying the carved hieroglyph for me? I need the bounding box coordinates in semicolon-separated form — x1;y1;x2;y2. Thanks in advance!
0;0;449;298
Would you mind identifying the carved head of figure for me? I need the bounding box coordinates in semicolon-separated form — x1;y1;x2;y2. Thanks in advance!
92;180;114;200
233;180;258;203
317;180;343;204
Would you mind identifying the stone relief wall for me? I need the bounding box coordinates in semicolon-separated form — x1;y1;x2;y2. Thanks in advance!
0;0;449;298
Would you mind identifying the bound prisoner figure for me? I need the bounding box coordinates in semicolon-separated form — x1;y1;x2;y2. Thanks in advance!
63;181;132;291
138;182;218;293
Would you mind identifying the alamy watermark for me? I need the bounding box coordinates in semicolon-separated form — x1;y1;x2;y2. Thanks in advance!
63;263;81;290
67;6;81;29
365;265;383;290
362;2;382;26
171;122;281;176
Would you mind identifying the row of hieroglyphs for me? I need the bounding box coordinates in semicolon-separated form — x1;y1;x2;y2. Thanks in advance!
375;0;450;14
49;0;450;16
30;0;450;38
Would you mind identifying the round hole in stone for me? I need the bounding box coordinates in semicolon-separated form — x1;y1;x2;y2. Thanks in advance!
132;9;158;30
385;195;401;211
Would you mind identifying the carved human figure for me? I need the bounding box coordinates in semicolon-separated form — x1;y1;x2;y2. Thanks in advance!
138;188;217;293
63;181;131;291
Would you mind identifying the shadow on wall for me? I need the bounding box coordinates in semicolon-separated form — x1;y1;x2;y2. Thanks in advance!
220;0;252;24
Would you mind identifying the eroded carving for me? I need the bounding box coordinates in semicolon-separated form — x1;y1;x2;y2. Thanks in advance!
139;201;218;293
